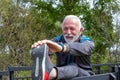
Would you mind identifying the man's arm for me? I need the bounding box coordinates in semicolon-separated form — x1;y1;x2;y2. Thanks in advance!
51;36;94;56
31;39;94;56
65;40;94;56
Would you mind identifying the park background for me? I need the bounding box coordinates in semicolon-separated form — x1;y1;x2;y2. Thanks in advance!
0;0;120;74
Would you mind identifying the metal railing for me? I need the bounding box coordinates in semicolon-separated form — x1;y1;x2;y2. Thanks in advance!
8;66;32;80
0;63;120;80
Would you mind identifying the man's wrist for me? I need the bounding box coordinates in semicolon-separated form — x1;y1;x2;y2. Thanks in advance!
61;45;67;52
63;45;66;52
58;43;66;52
61;45;64;52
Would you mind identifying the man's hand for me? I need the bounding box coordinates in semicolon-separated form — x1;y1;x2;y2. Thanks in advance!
31;40;62;53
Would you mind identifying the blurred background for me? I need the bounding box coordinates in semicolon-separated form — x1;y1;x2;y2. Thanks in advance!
0;0;120;71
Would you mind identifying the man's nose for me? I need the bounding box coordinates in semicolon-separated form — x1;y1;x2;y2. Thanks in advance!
67;29;71;34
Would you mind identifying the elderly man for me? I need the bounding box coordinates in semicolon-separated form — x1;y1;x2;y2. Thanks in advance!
31;15;95;80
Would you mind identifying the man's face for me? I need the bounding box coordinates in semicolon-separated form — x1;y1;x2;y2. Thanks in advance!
63;18;82;43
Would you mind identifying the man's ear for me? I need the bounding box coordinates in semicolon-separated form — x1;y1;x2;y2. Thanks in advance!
80;27;84;32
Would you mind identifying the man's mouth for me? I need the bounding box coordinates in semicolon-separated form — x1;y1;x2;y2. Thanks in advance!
66;36;73;40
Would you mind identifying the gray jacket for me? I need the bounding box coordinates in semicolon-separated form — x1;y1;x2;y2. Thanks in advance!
52;34;94;71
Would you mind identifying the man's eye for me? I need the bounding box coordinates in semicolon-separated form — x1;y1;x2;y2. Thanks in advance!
70;28;75;30
64;28;68;30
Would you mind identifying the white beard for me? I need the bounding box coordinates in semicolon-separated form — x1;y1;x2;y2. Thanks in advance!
64;32;81;43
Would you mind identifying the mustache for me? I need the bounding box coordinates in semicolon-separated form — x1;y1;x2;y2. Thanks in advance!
64;34;74;37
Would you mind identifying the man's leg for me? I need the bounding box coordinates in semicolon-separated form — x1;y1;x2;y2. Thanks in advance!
49;64;94;80
56;64;79;80
31;44;54;80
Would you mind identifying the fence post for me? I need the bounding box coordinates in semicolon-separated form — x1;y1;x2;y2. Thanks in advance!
8;67;14;80
112;65;120;80
96;66;101;74
9;71;14;80
0;75;2;80
112;65;118;72
118;66;120;80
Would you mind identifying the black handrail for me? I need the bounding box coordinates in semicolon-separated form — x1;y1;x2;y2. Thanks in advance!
92;63;120;67
8;66;32;80
0;63;120;80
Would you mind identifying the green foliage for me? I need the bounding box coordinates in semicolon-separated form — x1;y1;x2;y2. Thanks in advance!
0;0;120;71
14;70;31;78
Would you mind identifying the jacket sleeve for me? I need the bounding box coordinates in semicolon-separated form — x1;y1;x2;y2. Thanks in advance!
65;40;95;56
51;36;61;42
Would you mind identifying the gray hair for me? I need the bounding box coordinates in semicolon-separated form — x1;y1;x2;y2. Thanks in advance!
62;15;84;30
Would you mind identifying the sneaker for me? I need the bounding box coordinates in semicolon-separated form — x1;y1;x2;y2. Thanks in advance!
31;44;54;80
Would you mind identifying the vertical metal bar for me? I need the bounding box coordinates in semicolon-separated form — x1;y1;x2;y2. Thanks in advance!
0;75;2;80
9;71;14;80
118;66;120;80
96;66;101;74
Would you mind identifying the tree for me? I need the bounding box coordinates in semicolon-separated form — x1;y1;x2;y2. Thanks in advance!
32;0;120;63
0;0;120;70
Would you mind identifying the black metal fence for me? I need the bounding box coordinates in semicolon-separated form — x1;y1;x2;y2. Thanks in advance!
0;63;120;80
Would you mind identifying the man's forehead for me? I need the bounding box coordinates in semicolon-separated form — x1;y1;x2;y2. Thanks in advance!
63;18;79;27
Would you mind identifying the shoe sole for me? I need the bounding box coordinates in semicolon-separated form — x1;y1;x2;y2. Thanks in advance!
31;44;49;80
